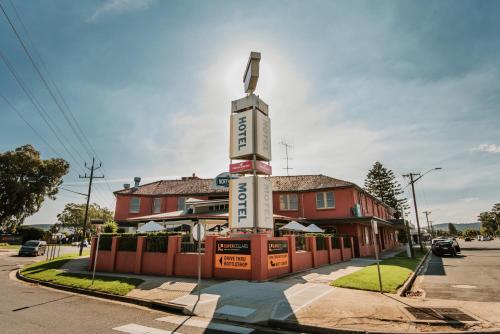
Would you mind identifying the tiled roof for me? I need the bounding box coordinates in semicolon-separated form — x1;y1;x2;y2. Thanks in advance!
114;174;354;196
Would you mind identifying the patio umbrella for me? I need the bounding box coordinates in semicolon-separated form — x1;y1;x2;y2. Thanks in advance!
279;221;309;232
306;224;324;233
137;221;165;233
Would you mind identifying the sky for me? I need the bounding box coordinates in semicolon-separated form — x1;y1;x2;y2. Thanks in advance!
0;0;499;227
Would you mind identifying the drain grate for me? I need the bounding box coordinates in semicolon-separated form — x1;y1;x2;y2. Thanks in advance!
406;307;477;322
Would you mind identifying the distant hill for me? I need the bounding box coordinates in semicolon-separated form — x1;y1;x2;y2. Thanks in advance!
22;223;54;231
433;222;481;232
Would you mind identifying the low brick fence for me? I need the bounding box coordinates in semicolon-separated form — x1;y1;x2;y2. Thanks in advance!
89;234;355;281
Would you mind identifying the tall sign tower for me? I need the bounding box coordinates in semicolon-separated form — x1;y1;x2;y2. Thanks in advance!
229;52;273;234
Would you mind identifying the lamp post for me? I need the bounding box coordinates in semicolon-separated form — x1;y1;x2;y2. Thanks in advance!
403;167;442;252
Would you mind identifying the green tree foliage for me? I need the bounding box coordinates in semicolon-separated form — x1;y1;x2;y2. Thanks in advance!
463;228;479;238
478;210;497;235
57;203;113;237
0;145;69;233
448;223;458;236
364;161;408;218
102;221;118;233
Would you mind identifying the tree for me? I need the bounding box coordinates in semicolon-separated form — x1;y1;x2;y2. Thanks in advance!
57;203;113;239
478;211;497;236
463;228;479;238
448;223;458;236
102;221;118;233
364;161;408;218
0;145;69;233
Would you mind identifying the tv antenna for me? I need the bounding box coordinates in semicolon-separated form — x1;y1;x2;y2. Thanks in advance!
280;140;293;176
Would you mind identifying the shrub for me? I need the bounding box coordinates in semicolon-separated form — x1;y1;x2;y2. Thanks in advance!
17;226;45;243
102;221;118;233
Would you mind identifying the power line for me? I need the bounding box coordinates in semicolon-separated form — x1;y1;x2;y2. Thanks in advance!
4;0;116;197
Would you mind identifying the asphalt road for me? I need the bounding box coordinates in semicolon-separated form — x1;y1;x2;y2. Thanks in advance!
0;250;276;334
418;239;500;302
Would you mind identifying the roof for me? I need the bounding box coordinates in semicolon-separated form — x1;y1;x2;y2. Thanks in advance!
114;174;353;196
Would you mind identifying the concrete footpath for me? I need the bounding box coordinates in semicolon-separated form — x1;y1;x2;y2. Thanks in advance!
45;248;500;333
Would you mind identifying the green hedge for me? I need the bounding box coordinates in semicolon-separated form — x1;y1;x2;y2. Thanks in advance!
343;236;351;248
145;236;168;252
118;236;137;251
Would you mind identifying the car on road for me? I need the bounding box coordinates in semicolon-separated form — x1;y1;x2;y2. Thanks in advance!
432;239;461;257
18;240;47;256
464;237;472;241
71;240;89;247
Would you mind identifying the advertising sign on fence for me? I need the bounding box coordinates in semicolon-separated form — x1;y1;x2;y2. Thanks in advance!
215;240;251;270
267;240;289;269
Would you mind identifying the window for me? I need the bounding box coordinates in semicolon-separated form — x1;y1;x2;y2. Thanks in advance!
279;193;298;210
316;191;335;209
153;198;161;214
177;197;186;211
130;197;140;213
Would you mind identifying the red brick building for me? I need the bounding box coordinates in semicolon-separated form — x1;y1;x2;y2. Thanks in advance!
113;174;402;257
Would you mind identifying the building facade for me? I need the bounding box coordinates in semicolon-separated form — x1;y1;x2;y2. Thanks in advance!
113;174;402;257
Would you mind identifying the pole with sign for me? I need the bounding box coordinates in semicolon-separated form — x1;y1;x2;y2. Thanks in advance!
371;220;383;293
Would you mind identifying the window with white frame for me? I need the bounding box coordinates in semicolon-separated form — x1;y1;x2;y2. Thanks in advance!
279;193;298;210
153;197;161;214
316;191;335;209
130;197;140;213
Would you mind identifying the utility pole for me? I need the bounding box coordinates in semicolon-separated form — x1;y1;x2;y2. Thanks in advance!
280;140;293;176
423;211;432;238
403;167;442;253
79;157;104;256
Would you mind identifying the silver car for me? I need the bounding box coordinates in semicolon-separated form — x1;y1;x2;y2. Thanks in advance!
18;240;47;256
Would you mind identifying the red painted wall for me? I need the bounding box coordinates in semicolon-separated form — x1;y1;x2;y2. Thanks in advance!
142;252;168;276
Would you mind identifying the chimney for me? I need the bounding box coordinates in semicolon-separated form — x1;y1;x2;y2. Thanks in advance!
123;183;130;189
133;177;141;190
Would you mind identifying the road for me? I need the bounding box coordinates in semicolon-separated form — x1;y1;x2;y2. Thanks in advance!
0;250;277;334
418;239;500;302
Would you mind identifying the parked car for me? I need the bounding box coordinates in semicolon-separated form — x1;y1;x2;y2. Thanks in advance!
432;239;460;257
71;240;89;247
18;240;47;256
431;237;446;245
464;237;472;242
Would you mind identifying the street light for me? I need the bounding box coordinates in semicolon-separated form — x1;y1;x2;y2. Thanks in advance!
403;167;442;252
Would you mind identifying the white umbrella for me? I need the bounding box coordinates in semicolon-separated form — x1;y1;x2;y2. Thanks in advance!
137;221;165;233
279;221;309;232
306;224;324;233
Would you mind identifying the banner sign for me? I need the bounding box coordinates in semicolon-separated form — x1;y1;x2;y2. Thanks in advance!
229;109;271;161
215;240;251;270
268;240;288;254
268;254;288;269
229;160;272;175
230;176;254;228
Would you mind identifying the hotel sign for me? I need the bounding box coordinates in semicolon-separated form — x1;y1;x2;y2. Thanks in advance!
229;109;271;161
229;176;273;229
215;240;251;270
229;160;272;175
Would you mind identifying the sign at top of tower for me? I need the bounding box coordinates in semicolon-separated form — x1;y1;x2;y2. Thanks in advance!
244;52;261;94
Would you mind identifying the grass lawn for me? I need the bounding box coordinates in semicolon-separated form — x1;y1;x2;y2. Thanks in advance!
20;255;143;296
331;250;427;293
0;244;21;249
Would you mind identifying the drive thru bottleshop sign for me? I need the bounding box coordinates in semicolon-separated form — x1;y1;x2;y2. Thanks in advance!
229;176;273;229
215;240;251;270
229;109;271;161
267;240;289;269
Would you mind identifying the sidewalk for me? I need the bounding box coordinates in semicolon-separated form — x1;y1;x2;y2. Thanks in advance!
57;249;500;333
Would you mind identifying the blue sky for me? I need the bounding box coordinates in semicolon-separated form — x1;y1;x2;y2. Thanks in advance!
1;0;499;226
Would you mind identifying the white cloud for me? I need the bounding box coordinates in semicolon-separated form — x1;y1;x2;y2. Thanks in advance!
474;143;500;154
88;0;156;22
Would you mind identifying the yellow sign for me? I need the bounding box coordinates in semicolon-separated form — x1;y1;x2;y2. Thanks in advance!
268;254;288;269
215;254;251;270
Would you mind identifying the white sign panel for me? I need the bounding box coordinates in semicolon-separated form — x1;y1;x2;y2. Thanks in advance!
256;110;272;161
230;110;254;159
230;176;255;228
257;177;273;229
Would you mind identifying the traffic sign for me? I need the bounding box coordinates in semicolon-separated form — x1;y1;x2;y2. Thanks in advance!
192;223;205;241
